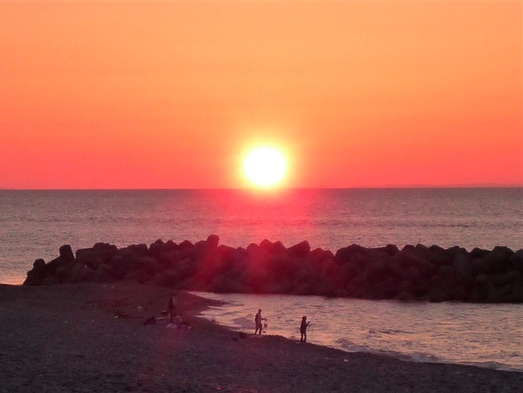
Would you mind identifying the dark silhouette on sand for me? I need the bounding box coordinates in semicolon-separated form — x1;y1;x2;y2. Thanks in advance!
300;316;311;343
168;294;177;323
255;309;267;335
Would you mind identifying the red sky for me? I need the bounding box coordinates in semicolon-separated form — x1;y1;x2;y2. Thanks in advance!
0;0;521;189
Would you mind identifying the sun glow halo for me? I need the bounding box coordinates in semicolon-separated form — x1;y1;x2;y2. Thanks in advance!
244;147;287;187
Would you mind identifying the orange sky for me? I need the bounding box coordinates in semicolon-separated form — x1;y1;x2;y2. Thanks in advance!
0;0;521;189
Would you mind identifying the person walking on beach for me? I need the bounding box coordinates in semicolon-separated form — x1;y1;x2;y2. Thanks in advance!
254;309;266;335
168;294;177;323
300;316;311;343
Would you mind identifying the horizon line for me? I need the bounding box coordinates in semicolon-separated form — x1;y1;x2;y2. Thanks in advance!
1;184;522;191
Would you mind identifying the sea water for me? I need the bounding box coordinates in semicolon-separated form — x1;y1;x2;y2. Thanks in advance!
1;188;521;284
193;291;523;372
0;188;522;371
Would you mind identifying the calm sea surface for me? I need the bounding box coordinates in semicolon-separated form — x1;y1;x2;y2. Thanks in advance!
1;188;521;285
0;188;522;371
193;291;523;372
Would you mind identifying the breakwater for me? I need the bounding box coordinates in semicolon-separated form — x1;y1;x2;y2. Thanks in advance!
24;235;523;303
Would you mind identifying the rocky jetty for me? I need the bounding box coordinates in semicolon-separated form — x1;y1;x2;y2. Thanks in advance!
24;236;523;303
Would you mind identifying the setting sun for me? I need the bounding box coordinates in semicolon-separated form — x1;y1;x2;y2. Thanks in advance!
244;147;287;187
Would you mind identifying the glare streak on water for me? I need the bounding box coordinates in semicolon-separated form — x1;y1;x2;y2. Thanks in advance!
193;292;523;372
0;188;522;284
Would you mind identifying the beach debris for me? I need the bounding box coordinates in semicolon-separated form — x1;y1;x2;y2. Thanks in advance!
143;316;157;325
114;310;131;319
166;320;192;330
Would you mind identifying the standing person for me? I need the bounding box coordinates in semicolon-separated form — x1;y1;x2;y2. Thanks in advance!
300;316;311;343
254;309;266;335
168;294;177;323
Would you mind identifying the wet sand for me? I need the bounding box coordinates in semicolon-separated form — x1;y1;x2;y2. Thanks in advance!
0;282;521;392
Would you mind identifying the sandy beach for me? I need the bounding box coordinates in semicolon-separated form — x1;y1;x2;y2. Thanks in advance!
1;283;522;393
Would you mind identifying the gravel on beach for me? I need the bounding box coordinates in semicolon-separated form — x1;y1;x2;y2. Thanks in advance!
0;282;522;393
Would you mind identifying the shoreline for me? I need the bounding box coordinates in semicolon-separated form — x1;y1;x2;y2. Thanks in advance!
1;283;522;392
191;290;523;374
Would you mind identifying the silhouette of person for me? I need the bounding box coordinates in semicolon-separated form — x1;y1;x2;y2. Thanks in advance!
300;316;311;343
168;294;177;323
254;309;266;335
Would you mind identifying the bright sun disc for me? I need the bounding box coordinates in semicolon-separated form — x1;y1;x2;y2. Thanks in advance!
244;147;287;187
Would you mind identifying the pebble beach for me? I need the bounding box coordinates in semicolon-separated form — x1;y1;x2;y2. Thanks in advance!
1;282;522;393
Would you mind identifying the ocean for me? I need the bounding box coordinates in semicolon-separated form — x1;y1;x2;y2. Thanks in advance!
0;188;522;371
193;291;523;372
1;188;521;284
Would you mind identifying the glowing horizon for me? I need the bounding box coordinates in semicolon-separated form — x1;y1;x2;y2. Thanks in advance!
0;1;521;190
